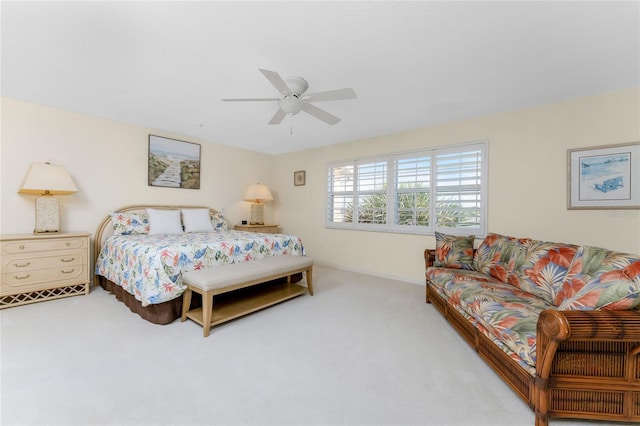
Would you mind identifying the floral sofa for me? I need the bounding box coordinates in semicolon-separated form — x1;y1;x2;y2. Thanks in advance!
425;232;640;426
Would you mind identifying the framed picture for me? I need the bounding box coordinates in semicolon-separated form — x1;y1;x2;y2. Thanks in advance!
148;135;201;189
294;170;306;186
567;141;640;209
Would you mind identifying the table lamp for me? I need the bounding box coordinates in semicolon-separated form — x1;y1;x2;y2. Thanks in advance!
18;162;78;233
243;183;273;225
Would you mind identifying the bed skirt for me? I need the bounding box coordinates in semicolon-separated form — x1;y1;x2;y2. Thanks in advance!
98;276;191;324
97;273;303;325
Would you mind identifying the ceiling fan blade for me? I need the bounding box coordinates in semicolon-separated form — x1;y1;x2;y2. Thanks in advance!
302;103;341;125
259;69;292;96
303;88;357;102
268;108;287;125
221;98;279;102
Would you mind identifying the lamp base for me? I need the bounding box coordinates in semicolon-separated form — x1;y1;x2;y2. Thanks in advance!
34;196;60;233
249;203;265;225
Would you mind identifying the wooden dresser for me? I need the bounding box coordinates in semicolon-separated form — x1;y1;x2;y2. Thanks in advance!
0;232;91;308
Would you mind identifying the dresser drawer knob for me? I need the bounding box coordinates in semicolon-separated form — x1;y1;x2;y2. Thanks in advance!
19;244;25;250
65;242;71;247
14;274;31;280
61;269;75;274
60;257;75;263
14;262;31;268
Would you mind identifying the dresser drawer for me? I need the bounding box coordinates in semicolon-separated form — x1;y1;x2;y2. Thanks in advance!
2;237;87;254
1;263;88;295
1;250;85;274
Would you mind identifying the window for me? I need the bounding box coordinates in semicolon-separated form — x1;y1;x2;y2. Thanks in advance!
356;160;387;226
327;140;487;236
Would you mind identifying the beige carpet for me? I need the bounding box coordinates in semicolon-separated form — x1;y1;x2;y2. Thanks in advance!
0;266;621;426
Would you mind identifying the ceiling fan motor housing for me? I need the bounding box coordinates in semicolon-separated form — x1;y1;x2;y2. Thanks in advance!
283;76;308;95
278;77;308;115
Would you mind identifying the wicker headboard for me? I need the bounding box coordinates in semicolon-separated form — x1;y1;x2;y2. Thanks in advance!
93;204;220;267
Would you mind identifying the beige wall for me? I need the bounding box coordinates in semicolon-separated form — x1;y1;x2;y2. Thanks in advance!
273;88;640;283
0;97;275;239
2;89;639;285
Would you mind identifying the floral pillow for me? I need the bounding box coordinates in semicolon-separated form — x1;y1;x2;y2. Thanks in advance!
434;232;475;270
111;212;149;235
473;233;530;284
510;240;578;305
211;211;228;231
557;246;640;310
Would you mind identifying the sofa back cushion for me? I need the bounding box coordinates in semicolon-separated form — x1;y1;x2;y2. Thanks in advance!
509;240;579;306
434;232;475;270
473;233;528;283
557;246;640;310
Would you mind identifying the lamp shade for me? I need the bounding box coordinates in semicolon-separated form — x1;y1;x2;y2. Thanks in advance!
243;183;273;203
19;163;78;195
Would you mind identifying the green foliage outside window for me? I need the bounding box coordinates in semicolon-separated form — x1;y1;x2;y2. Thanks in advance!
342;183;473;227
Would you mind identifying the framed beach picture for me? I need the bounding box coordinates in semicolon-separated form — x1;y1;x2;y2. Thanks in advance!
567;141;640;209
148;135;201;189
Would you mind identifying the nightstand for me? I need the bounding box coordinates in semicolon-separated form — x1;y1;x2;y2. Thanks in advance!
0;232;91;308
234;224;280;234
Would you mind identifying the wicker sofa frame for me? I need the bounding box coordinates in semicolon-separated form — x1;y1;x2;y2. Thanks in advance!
424;249;640;426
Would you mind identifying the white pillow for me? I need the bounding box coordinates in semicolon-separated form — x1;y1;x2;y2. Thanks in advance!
182;208;214;233
146;208;184;235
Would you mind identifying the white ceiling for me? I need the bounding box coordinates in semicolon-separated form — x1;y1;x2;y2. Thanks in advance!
2;1;639;155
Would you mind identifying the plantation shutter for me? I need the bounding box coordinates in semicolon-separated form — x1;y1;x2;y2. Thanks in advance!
434;146;484;232
327;163;354;224
326;140;487;235
393;155;431;228
356;160;387;225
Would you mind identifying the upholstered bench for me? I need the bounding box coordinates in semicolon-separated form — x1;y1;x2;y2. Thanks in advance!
181;255;313;337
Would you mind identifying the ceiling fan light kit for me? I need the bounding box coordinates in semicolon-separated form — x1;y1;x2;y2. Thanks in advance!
222;68;356;126
279;96;303;115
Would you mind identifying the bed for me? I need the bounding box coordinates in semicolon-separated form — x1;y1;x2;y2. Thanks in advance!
93;205;305;324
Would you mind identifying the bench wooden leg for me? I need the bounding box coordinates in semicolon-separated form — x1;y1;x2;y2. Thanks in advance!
306;267;314;296
181;288;193;322
202;290;213;337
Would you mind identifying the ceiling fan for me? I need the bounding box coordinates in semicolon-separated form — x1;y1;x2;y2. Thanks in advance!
222;69;356;126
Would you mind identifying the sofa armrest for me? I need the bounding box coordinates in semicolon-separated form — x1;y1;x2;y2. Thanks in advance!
537;309;640;378
535;309;640;425
424;249;437;269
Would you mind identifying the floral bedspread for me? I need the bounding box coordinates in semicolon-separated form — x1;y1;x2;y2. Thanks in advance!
95;230;304;306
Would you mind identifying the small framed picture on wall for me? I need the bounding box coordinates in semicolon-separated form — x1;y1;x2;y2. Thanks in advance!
294;170;306;186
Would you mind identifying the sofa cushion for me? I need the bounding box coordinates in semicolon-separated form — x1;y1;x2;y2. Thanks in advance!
473;233;529;283
427;266;548;371
465;290;547;370
434;232;475;270
427;267;501;297
557;246;640;310
509;240;579;306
